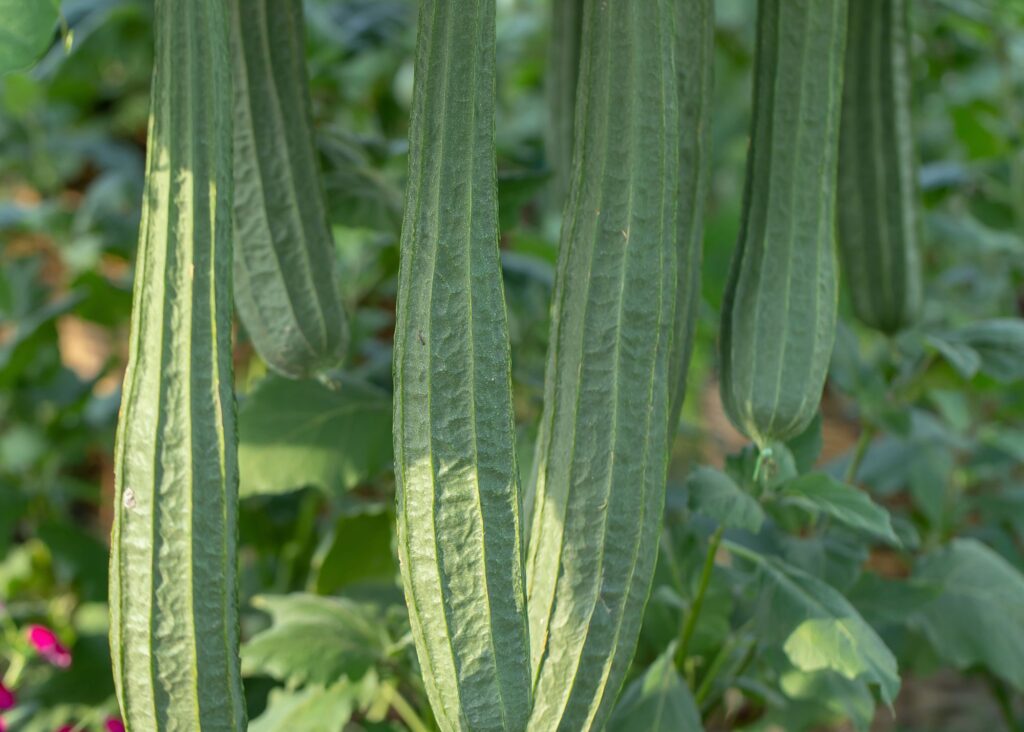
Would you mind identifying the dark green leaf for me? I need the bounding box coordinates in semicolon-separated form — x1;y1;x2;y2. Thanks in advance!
733;544;900;703
0;0;59;75
778;473;898;543
608;646;703;732
953;319;1024;383
925;334;981;379
787;413;823;474
239;376;392;497
686;466;765;532
311;510;396;594
910;539;1024;689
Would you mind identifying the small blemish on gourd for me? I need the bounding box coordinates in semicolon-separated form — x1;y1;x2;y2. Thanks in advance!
123;488;136;510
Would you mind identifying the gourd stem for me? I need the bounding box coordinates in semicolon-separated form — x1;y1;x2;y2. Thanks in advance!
675;525;725;669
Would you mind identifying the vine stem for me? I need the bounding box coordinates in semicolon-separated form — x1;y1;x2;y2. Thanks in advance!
388;686;432;732
675;526;725;670
843;424;876;485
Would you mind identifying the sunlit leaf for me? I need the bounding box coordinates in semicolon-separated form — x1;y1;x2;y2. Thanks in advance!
0;0;59;75
243;594;387;686
239;376;392;496
732;544;900;703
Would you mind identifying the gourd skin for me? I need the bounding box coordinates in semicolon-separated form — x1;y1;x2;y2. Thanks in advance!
525;1;679;730
719;0;847;448
393;1;532;730
109;0;246;729
668;0;715;430
838;0;922;334
547;0;585;210
230;0;348;378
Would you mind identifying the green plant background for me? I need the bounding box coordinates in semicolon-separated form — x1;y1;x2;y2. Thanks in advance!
0;0;1022;730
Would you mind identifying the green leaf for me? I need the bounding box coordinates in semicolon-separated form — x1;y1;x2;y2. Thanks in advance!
686;466;765;532
787;413;824;474
925;333;981;379
0;0;59;75
238;376;391;497
608;646;703;732
320;133;403;234
952;318;1024;383
776;669;876;732
249;682;357;732
778;473;898;543
242;594;385;686
733;544;900;703
909;539;1024;689
311;510;397;594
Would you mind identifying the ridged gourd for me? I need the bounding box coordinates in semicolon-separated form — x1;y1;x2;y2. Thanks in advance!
719;0;847;448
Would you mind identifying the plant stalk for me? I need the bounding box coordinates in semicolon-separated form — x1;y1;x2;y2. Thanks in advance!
844;425;876;484
675;526;725;669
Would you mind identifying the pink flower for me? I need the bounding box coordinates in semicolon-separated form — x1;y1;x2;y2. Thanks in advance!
0;716;6;732
0;682;13;710
56;726;74;732
105;718;125;732
26;625;72;668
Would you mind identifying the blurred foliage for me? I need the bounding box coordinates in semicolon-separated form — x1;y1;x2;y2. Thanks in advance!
0;0;1022;730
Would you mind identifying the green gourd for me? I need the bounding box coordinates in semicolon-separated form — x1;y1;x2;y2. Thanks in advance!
392;1;532;730
230;0;348;378
525;1;679;729
668;0;715;430
547;0;585;210
719;0;847;448
109;0;246;729
838;0;922;333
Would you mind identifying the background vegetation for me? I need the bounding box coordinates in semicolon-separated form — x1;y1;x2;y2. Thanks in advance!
1;0;1022;729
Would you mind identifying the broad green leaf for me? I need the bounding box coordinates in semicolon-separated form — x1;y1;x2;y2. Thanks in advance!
787;413;824;474
925;333;981;379
778;473;898;543
909;539;1024;689
979;427;1024;464
608;646;703;732
238;376;391;496
951;318;1024;383
686;466;765;532
848;573;939;627
242;594;386;686
0;0;59;75
757;669;876;732
249;683;356;732
320;133;403;234
733;544;900;703
311;510;397;594
907;444;953;529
